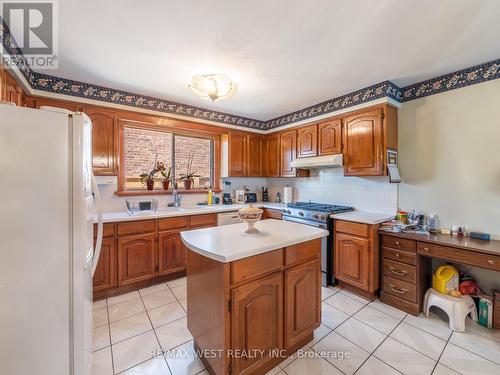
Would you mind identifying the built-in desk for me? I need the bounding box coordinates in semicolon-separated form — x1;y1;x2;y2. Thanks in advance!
379;231;500;316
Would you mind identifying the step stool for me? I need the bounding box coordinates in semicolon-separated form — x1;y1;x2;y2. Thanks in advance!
423;288;478;332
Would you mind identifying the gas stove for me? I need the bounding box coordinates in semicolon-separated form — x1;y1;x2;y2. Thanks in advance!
281;202;353;223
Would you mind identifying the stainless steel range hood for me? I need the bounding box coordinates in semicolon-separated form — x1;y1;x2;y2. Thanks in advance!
290;154;343;169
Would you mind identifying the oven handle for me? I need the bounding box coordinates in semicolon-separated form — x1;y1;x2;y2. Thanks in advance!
283;215;327;229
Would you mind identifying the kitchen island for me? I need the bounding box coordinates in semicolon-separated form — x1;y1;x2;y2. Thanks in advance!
181;219;328;375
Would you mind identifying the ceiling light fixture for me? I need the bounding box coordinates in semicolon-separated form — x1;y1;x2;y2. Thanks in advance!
189;73;237;102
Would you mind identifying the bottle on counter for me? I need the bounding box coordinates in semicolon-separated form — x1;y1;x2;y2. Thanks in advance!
207;186;213;205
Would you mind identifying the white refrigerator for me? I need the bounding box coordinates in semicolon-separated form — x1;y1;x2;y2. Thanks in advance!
0;104;103;375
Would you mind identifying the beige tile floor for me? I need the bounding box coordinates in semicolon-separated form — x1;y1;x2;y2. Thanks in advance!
92;278;500;375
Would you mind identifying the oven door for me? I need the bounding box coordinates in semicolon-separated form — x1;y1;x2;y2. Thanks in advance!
283;215;329;286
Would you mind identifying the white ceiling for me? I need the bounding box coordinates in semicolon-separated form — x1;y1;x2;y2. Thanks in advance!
39;0;500;120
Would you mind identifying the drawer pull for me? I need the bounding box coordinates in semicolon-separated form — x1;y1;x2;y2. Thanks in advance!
395;253;400;258
423;247;429;252
389;284;408;294
389;267;407;276
488;259;495;265
395;241;400;246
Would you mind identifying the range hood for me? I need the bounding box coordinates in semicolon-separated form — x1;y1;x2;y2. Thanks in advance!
290;154;343;169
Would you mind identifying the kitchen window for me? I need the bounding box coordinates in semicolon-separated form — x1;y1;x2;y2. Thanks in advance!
118;124;216;194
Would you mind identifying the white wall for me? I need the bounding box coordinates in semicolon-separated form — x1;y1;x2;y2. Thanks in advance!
398;79;500;291
267;169;398;214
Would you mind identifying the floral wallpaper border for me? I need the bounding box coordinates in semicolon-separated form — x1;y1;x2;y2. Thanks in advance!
2;18;499;131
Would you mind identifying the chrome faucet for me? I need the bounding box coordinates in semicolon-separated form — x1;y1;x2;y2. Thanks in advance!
172;184;182;207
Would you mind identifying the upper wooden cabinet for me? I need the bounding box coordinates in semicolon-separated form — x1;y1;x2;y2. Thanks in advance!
83;107;118;176
318;119;342;155
32;97;82;112
280;130;297;177
343;105;397;176
264;133;280;177
247;134;263;177
228;132;247;177
3;72;24;106
297;124;318;158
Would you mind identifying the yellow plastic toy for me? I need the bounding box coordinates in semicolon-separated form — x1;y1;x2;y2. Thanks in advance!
433;265;459;294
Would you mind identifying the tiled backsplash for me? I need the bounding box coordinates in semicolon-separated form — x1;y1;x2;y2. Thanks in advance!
267;169;398;214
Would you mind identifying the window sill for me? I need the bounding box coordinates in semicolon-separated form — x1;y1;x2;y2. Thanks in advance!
114;189;221;197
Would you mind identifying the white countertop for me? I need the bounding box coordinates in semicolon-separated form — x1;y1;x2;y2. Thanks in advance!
95;202;285;223
331;211;395;225
180;219;329;263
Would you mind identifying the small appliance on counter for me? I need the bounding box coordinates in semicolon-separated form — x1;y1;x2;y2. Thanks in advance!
247;192;257;203
223;181;232;205
235;189;246;204
262;187;269;202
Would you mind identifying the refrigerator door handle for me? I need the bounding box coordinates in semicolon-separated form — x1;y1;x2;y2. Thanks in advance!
91;173;103;276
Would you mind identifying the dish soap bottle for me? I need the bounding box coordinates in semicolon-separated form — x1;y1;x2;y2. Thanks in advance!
207;186;213;206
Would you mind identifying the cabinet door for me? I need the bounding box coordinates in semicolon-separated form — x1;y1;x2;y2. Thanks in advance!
158;231;186;275
33;98;82;112
5;73;23;106
231;272;283;375
343;109;383;176
334;233;370;290
297;124;317;158
285;259;320;349
246;134;263;176
228;132;247;176
318;119;341;155
83;107;117;176
280;130;297;177
117;234;156;285
93;237;117;292
265;134;280;177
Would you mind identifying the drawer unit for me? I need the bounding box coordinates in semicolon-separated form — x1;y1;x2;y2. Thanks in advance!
382;259;416;283
117;220;156;236
231;249;284;284
335;220;369;238
285;239;321;266
382;236;416;252
382;275;417;303
158;216;189;232
417;242;500;272
382;247;417;266
189;214;217;229
94;223;115;238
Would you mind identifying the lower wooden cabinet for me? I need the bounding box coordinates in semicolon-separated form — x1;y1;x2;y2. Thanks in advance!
285;259;320;349
93;237;117;292
231;272;283;375
158;231;186;275
117;233;156;285
335;233;370;290
334;220;380;300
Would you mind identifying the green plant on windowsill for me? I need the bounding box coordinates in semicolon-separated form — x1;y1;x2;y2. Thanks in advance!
179;152;199;190
157;162;173;190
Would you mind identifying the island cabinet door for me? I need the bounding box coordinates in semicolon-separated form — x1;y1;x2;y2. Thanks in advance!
157;232;186;275
93;237;117;292
117;234;156;285
231;272;283;375
284;259;321;350
334;233;370;290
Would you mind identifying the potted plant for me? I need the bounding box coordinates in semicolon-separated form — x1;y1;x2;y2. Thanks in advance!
156;162;172;190
179;152;199;190
139;162;160;191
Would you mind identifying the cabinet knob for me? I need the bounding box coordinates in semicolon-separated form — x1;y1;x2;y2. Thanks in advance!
395;241;400;246
488;259;495;265
423;247;429;252
395;253;400;258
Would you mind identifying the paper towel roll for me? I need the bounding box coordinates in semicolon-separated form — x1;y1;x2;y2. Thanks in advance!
283;186;293;204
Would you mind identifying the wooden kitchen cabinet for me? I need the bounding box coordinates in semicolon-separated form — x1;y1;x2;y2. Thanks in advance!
228;132;247;177
297;124;317;158
231;272;284;375
335;233;370;290
83;107;118;175
93;237;117;292
4;72;23;106
343;105;397;176
246;134;263;176
334;220;380;300
158;231;186;275
280;129;297;177
32;97;82;112
264;133;280;177
117;233;157;285
284;259;320;349
318;119;342;155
